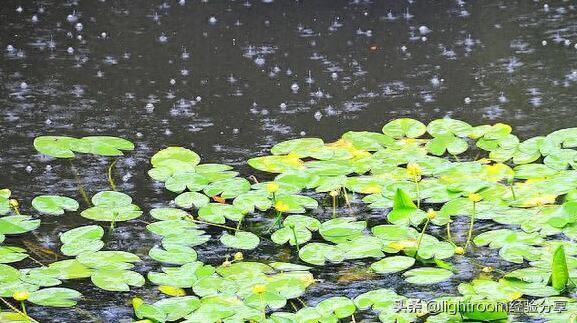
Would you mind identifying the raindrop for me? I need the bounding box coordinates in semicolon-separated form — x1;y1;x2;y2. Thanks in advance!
314;111;323;121
418;25;431;35
300;131;306;136
170;79;176;85
101;32;107;39
254;56;265;66
291;83;300;93
67;12;78;23
542;40;548;46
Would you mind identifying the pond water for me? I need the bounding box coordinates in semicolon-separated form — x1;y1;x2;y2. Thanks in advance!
2;0;577;322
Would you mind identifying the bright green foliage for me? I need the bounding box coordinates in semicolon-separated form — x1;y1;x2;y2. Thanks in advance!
34;136;134;158
32;195;79;215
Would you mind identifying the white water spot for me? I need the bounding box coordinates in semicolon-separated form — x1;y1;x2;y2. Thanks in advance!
300;131;306;136
25;165;33;173
67;47;74;54
6;45;15;52
32;15;39;23
101;32;107;39
542;40;548;46
67;13;77;23
208;16;217;24
291;83;300;93
20;82;28;90
418;25;431;35
331;72;338;80
16;6;23;13
75;23;83;32
314;111;322;121
45;165;52;172
145;103;155;113
254;56;265;66
464;97;471;104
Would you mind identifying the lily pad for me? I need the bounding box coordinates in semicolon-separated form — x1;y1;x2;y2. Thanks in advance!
370;256;416;274
32;195;79;215
403;267;453;285
220;231;260;250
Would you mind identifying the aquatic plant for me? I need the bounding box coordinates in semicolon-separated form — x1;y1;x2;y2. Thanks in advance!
4;119;577;321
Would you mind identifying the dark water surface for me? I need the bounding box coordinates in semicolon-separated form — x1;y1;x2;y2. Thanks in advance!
2;0;577;321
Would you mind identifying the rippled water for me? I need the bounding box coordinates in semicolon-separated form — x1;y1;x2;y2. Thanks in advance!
2;0;577;321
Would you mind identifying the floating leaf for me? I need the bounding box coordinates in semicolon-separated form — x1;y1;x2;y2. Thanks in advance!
28;288;81;307
81;191;142;222
91;269;144;291
371;256;416;274
33;136;81;158
77;251;140;270
298;243;344;265
403;267;453;285
0;215;40;235
198;203;245;224
203;177;251;199
174;192;210;209
220;231;260;250
32;195;79;215
149;245;198;265
382;118;427;138
319;217;365;244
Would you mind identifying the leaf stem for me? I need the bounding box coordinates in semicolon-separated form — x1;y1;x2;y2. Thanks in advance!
414;218;430;258
464;202;476;250
289;225;300;252
0;297;37;323
414;178;421;209
446;222;454;245
68;160;90;206
107;159;118;191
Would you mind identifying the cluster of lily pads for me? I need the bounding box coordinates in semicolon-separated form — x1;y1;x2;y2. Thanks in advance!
1;119;577;322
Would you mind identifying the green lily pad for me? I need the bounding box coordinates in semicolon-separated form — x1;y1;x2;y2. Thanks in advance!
371;256;416;274
91;269;145;291
0;215;40;235
174;192;210;209
28;287;82;308
149;244;198;265
382;118;427;138
220;231;260;250
403;267;453;285
81;191;142;222
32;195;79;215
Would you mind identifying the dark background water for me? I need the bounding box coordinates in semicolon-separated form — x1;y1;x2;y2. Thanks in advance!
2;0;577;321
